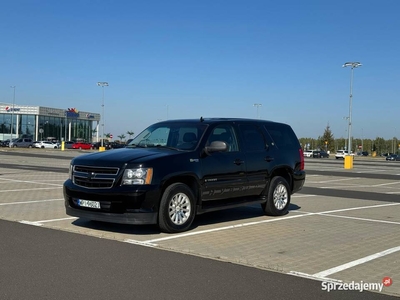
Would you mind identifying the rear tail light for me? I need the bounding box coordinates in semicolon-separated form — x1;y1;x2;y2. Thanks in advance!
299;148;305;170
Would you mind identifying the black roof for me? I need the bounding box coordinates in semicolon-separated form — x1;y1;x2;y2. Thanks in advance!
155;117;282;125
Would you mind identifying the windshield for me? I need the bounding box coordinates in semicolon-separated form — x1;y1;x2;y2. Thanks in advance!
127;122;208;151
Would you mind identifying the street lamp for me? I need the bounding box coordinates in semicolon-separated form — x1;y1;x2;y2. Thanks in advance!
342;62;362;155
97;82;109;148
10;86;16;147
253;103;262;119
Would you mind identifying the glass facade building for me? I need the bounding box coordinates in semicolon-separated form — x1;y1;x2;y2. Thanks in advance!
0;104;100;142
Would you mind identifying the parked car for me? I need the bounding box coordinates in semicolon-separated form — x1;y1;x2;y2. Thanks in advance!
9;138;34;148
64;117;306;233
63;141;75;149
91;140;110;150
313;150;329;158
34;141;59;149
386;154;400;161
335;150;354;159
303;150;313;157
71;142;92;150
108;142;126;149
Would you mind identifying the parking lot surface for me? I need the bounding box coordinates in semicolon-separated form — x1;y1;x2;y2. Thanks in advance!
1;149;400;297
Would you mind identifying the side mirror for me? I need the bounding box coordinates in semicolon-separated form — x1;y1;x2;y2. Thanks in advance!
204;141;227;156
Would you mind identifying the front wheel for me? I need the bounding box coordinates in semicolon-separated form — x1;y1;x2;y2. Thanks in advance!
262;176;291;216
158;183;196;233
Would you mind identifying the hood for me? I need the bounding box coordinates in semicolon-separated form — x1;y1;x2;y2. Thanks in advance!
72;147;181;166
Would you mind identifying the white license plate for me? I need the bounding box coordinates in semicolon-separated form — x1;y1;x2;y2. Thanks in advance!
77;199;101;209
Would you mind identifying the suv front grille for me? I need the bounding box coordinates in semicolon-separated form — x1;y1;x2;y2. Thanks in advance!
73;165;120;189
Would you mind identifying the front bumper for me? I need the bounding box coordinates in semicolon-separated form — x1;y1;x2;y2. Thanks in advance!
63;179;160;225
65;203;158;225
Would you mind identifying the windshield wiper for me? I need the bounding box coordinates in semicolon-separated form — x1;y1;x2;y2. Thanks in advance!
155;145;179;150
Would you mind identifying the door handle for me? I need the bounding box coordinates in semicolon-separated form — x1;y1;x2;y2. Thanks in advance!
265;156;274;162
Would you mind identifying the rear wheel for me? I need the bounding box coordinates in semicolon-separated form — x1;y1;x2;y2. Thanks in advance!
262;176;290;216
158;183;196;233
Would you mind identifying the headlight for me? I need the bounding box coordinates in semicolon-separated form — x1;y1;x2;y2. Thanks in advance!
122;168;153;185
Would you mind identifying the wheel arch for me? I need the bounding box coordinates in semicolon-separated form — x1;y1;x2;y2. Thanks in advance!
270;167;293;192
160;174;201;206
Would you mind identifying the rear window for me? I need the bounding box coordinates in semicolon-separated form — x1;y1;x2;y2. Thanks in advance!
264;124;299;149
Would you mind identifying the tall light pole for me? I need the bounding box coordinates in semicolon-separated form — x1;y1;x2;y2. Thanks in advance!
342;62;362;155
253;103;262;119
97;82;109;148
10;86;16;147
343;116;349;150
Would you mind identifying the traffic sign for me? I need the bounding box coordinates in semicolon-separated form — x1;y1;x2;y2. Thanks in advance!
110;134;113;139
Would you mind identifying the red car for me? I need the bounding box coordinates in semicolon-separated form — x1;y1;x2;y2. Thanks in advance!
71;142;92;150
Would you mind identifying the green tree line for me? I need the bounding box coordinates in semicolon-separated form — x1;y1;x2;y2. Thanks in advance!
299;125;400;154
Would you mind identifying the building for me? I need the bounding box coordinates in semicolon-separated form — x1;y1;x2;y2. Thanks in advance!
0;103;100;142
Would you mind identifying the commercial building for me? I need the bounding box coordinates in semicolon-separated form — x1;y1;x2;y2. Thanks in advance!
0;103;100;142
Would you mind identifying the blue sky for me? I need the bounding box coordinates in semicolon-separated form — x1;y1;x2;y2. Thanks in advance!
1;0;399;140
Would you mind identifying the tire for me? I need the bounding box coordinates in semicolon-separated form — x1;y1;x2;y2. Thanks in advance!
262;176;290;216
158;183;196;233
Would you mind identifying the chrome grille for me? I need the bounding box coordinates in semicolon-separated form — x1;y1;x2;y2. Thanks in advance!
73;165;120;189
74;165;119;175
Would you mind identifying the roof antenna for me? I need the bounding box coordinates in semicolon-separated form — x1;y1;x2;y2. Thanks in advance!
200;116;204;122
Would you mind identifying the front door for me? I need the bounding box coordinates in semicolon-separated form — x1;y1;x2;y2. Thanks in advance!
201;124;247;201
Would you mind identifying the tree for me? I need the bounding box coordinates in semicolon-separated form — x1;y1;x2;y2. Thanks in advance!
127;131;134;139
118;134;126;141
318;124;335;152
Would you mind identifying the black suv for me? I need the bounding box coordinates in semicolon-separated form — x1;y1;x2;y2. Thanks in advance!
64;118;305;233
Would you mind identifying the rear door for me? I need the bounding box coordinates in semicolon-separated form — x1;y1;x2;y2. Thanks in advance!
237;123;276;198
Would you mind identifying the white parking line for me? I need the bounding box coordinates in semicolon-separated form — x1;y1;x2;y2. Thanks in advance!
312;246;400;278
19;217;77;226
0;199;64;206
125;213;314;246
318;213;400;226
320;182;400;189
292;202;400;215
0;187;62;193
0;178;62;187
291;194;316;198
356;169;391;174
315;178;361;184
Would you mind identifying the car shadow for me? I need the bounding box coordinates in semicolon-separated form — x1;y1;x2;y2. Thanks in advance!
70;202;302;235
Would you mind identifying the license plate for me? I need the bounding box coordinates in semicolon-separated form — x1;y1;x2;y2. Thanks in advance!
77;199;101;209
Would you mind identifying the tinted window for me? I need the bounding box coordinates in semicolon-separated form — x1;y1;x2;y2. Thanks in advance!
239;124;266;152
264;124;298;149
207;125;239;152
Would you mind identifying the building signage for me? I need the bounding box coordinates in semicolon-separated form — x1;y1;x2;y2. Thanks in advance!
85;113;94;119
5;106;21;112
65;107;79;118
